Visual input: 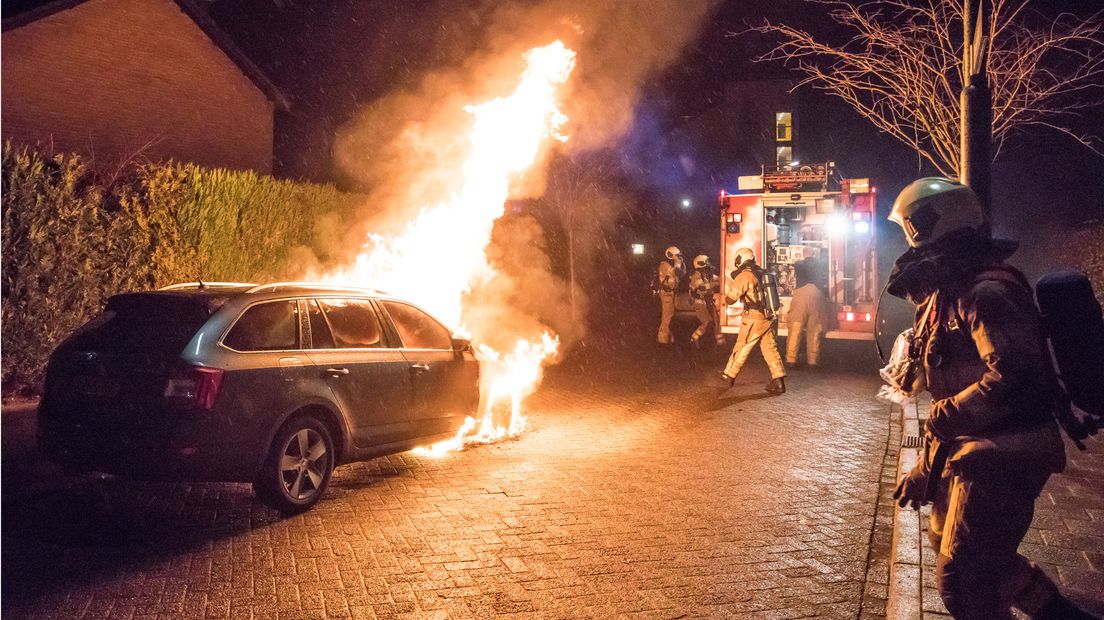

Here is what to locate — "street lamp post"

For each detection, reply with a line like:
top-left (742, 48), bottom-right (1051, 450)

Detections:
top-left (960, 0), bottom-right (992, 221)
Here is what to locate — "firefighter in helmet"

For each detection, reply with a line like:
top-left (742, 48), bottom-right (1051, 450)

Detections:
top-left (888, 178), bottom-right (1091, 619)
top-left (656, 246), bottom-right (684, 344)
top-left (720, 247), bottom-right (786, 394)
top-left (688, 255), bottom-right (724, 348)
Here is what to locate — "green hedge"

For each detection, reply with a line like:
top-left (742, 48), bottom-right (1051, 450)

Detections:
top-left (1, 143), bottom-right (358, 394)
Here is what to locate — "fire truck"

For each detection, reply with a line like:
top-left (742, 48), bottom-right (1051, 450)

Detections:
top-left (718, 162), bottom-right (878, 340)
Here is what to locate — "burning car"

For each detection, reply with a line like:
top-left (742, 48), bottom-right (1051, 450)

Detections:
top-left (38, 281), bottom-right (480, 514)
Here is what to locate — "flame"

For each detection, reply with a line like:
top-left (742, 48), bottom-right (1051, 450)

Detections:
top-left (411, 333), bottom-right (559, 458)
top-left (324, 41), bottom-right (576, 456)
top-left (475, 332), bottom-right (560, 439)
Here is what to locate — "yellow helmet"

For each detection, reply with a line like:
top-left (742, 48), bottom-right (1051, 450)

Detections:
top-left (693, 255), bottom-right (711, 269)
top-left (665, 246), bottom-right (682, 260)
top-left (733, 247), bottom-right (756, 268)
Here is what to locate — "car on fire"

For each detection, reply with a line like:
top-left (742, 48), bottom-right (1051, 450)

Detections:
top-left (38, 282), bottom-right (480, 514)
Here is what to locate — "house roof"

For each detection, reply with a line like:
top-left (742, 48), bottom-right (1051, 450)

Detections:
top-left (2, 0), bottom-right (291, 111)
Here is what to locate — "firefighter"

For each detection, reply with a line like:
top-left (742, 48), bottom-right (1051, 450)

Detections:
top-left (784, 262), bottom-right (829, 368)
top-left (688, 255), bottom-right (724, 348)
top-left (656, 246), bottom-right (684, 344)
top-left (720, 247), bottom-right (786, 394)
top-left (888, 178), bottom-right (1092, 620)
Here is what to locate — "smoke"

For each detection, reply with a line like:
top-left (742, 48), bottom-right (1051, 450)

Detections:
top-left (463, 215), bottom-right (583, 351)
top-left (328, 0), bottom-right (721, 349)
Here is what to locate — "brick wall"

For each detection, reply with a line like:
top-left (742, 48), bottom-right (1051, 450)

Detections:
top-left (2, 0), bottom-right (274, 174)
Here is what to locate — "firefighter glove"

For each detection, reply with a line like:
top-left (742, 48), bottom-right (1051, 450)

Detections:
top-left (893, 461), bottom-right (929, 510)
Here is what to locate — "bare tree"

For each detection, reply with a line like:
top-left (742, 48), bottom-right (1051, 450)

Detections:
top-left (750, 0), bottom-right (1104, 177)
top-left (543, 152), bottom-right (618, 325)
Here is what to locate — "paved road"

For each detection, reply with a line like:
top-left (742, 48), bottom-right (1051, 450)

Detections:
top-left (2, 343), bottom-right (892, 619)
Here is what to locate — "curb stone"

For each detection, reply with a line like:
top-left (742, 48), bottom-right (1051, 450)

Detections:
top-left (886, 395), bottom-right (941, 620)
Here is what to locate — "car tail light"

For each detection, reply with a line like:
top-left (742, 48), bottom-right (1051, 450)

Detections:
top-left (164, 366), bottom-right (224, 411)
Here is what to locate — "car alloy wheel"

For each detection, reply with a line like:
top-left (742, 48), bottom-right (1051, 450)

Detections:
top-left (256, 415), bottom-right (334, 514)
top-left (279, 427), bottom-right (329, 500)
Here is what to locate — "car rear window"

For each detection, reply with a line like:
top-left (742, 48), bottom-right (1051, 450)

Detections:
top-left (224, 300), bottom-right (300, 351)
top-left (72, 293), bottom-right (215, 354)
top-left (380, 301), bottom-right (452, 350)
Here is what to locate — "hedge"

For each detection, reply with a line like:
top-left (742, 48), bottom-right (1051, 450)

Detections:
top-left (1, 143), bottom-right (359, 395)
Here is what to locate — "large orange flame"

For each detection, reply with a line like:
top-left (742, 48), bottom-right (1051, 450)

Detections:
top-left (323, 41), bottom-right (576, 455)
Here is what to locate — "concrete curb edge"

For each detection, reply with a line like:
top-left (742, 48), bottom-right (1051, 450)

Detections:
top-left (886, 399), bottom-right (923, 620)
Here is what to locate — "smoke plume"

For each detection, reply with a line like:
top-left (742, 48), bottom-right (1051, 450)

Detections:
top-left (329, 0), bottom-right (721, 349)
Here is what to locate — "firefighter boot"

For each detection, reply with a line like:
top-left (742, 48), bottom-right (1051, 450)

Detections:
top-left (719, 372), bottom-right (736, 387)
top-left (765, 377), bottom-right (786, 395)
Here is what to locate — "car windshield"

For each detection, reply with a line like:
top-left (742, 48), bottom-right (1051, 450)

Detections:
top-left (69, 293), bottom-right (217, 355)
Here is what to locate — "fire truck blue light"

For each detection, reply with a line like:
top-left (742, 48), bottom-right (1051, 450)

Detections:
top-left (854, 221), bottom-right (871, 234)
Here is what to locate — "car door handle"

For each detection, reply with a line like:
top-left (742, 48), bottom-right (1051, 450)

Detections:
top-left (410, 363), bottom-right (430, 373)
top-left (325, 367), bottom-right (349, 377)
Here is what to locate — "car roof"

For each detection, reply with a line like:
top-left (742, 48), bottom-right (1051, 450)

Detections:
top-left (128, 282), bottom-right (456, 337)
top-left (156, 281), bottom-right (386, 297)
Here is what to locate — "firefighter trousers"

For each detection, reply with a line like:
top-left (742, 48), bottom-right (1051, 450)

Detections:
top-left (657, 291), bottom-right (675, 344)
top-left (691, 300), bottom-right (723, 344)
top-left (929, 474), bottom-right (1060, 619)
top-left (723, 312), bottom-right (786, 379)
top-left (785, 321), bottom-right (823, 366)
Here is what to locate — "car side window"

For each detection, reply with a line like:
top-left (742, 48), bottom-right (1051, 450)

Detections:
top-left (317, 298), bottom-right (384, 348)
top-left (307, 299), bottom-right (336, 349)
top-left (381, 301), bottom-right (452, 350)
top-left (224, 300), bottom-right (299, 351)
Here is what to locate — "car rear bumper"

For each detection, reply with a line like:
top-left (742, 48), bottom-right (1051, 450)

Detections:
top-left (38, 417), bottom-right (257, 483)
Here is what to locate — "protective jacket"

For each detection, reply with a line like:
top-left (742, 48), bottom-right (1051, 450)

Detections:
top-left (887, 231), bottom-right (1065, 484)
top-left (658, 260), bottom-right (683, 292)
top-left (725, 264), bottom-right (766, 312)
top-left (689, 269), bottom-right (719, 301)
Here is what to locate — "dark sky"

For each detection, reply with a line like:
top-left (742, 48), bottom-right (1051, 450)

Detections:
top-left (4, 0), bottom-right (1101, 232)
top-left (199, 0), bottom-right (1103, 232)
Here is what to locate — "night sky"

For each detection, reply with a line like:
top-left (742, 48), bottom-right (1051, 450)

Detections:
top-left (4, 0), bottom-right (1102, 239)
top-left (199, 0), bottom-right (1104, 231)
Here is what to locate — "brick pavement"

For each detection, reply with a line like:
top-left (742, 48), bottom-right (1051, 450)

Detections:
top-left (3, 345), bottom-right (892, 619)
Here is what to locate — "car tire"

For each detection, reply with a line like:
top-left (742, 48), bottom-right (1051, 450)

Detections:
top-left (255, 415), bottom-right (334, 515)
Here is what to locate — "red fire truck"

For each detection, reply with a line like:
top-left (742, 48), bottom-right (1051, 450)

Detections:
top-left (718, 162), bottom-right (878, 340)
